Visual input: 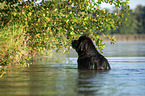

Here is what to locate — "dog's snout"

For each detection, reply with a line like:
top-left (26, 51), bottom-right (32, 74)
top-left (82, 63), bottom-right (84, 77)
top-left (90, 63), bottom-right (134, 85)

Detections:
top-left (71, 40), bottom-right (78, 49)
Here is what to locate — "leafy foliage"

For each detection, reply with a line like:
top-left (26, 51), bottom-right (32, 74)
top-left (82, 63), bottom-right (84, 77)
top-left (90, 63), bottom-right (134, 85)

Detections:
top-left (0, 23), bottom-right (30, 65)
top-left (0, 23), bottom-right (30, 77)
top-left (0, 0), bottom-right (132, 66)
top-left (134, 5), bottom-right (145, 34)
top-left (110, 4), bottom-right (145, 34)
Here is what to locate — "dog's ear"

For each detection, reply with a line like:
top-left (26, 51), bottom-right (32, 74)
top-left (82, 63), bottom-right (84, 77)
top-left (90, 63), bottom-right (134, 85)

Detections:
top-left (79, 40), bottom-right (88, 51)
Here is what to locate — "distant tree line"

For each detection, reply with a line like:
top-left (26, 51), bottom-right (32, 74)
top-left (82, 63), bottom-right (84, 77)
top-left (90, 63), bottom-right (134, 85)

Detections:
top-left (108, 5), bottom-right (145, 34)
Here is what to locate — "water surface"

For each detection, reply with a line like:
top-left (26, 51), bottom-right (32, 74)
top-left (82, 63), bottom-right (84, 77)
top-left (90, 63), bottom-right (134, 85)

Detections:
top-left (0, 42), bottom-right (145, 96)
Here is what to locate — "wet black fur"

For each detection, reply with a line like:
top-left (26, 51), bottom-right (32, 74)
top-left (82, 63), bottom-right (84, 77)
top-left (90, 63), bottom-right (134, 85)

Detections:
top-left (72, 35), bottom-right (111, 70)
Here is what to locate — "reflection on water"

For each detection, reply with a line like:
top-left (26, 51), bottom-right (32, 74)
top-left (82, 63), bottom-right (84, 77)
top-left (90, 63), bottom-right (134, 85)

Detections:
top-left (0, 42), bottom-right (145, 96)
top-left (78, 70), bottom-right (110, 96)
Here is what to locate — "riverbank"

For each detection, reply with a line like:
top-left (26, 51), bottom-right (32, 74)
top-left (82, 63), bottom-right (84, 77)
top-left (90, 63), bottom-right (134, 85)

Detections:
top-left (101, 34), bottom-right (145, 41)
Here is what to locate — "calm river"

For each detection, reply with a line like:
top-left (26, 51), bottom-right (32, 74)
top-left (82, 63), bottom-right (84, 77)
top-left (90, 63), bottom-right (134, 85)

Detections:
top-left (0, 42), bottom-right (145, 96)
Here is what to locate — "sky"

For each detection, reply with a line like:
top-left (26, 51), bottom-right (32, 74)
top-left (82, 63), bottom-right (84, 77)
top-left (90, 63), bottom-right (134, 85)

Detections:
top-left (97, 0), bottom-right (145, 10)
top-left (129, 0), bottom-right (145, 9)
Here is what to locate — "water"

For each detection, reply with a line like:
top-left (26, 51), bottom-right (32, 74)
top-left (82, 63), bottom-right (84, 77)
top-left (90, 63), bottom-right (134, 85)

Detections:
top-left (0, 42), bottom-right (145, 96)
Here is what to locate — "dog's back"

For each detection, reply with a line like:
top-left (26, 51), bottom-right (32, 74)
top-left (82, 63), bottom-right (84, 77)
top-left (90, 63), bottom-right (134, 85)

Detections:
top-left (78, 52), bottom-right (111, 70)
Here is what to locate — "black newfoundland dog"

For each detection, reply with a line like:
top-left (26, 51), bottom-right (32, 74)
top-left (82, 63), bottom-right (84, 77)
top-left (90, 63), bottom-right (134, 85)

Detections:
top-left (72, 35), bottom-right (111, 70)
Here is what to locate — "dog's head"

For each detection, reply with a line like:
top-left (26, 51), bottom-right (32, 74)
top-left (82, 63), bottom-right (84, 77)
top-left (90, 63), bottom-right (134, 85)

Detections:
top-left (72, 35), bottom-right (94, 54)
